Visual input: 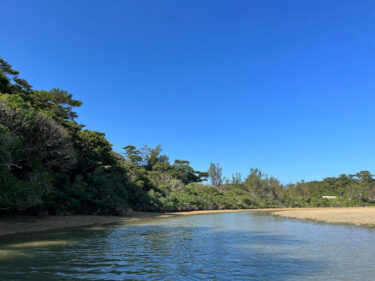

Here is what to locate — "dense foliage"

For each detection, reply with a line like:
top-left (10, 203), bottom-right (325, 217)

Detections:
top-left (1, 57), bottom-right (374, 215)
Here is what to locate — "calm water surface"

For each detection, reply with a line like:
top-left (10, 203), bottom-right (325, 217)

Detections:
top-left (0, 212), bottom-right (375, 280)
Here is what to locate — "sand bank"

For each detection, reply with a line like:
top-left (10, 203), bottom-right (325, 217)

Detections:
top-left (272, 207), bottom-right (375, 227)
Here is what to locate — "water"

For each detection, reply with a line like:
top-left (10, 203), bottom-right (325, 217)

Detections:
top-left (0, 212), bottom-right (374, 280)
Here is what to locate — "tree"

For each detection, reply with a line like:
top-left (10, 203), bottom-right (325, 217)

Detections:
top-left (170, 160), bottom-right (208, 185)
top-left (0, 56), bottom-right (32, 94)
top-left (142, 145), bottom-right (169, 170)
top-left (74, 130), bottom-right (115, 172)
top-left (354, 171), bottom-right (374, 183)
top-left (244, 168), bottom-right (282, 199)
top-left (231, 172), bottom-right (242, 185)
top-left (123, 145), bottom-right (143, 165)
top-left (208, 163), bottom-right (223, 186)
top-left (0, 100), bottom-right (76, 171)
top-left (30, 88), bottom-right (82, 122)
top-left (0, 124), bottom-right (19, 170)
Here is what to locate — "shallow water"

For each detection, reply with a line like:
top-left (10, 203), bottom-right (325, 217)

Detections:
top-left (0, 212), bottom-right (374, 280)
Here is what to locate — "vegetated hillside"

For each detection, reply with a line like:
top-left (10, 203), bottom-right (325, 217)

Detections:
top-left (1, 57), bottom-right (374, 215)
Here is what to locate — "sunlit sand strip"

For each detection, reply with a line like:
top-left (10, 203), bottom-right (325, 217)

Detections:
top-left (0, 249), bottom-right (31, 260)
top-left (8, 240), bottom-right (72, 248)
top-left (272, 207), bottom-right (375, 227)
top-left (0, 215), bottom-right (126, 237)
top-left (0, 240), bottom-right (73, 261)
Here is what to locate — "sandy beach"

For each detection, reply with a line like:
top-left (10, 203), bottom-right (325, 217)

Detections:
top-left (272, 207), bottom-right (375, 227)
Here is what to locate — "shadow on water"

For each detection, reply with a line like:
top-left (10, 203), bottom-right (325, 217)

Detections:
top-left (0, 217), bottom-right (328, 281)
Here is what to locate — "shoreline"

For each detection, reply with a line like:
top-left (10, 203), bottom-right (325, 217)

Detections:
top-left (0, 209), bottom-right (282, 237)
top-left (272, 207), bottom-right (375, 227)
top-left (2, 207), bottom-right (375, 237)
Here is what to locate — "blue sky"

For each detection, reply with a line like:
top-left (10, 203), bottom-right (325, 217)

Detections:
top-left (2, 0), bottom-right (375, 183)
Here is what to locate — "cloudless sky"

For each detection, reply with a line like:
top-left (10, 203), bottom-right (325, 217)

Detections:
top-left (2, 0), bottom-right (375, 183)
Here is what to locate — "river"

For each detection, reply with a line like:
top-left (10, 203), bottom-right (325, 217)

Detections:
top-left (1, 212), bottom-right (374, 280)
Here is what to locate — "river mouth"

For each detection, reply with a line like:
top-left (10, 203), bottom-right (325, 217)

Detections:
top-left (0, 212), bottom-right (374, 280)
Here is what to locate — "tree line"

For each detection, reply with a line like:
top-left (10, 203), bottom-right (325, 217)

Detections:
top-left (0, 57), bottom-right (374, 215)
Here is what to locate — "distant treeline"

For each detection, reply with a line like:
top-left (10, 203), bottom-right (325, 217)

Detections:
top-left (1, 57), bottom-right (374, 215)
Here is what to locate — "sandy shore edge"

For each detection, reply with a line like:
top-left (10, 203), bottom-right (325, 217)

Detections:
top-left (272, 207), bottom-right (375, 227)
top-left (2, 207), bottom-right (375, 237)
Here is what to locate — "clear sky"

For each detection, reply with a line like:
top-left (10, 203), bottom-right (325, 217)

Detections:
top-left (2, 0), bottom-right (375, 183)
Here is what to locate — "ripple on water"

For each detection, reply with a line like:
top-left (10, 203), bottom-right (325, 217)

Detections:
top-left (0, 212), bottom-right (374, 280)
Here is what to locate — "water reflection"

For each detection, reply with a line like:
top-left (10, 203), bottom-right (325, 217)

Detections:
top-left (0, 212), bottom-right (374, 280)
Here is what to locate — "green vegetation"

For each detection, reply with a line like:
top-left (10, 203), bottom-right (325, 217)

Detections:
top-left (1, 57), bottom-right (374, 215)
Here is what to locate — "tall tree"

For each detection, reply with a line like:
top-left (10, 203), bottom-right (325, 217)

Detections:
top-left (142, 145), bottom-right (169, 170)
top-left (123, 145), bottom-right (143, 165)
top-left (0, 57), bottom-right (31, 94)
top-left (208, 163), bottom-right (223, 186)
top-left (231, 172), bottom-right (242, 185)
